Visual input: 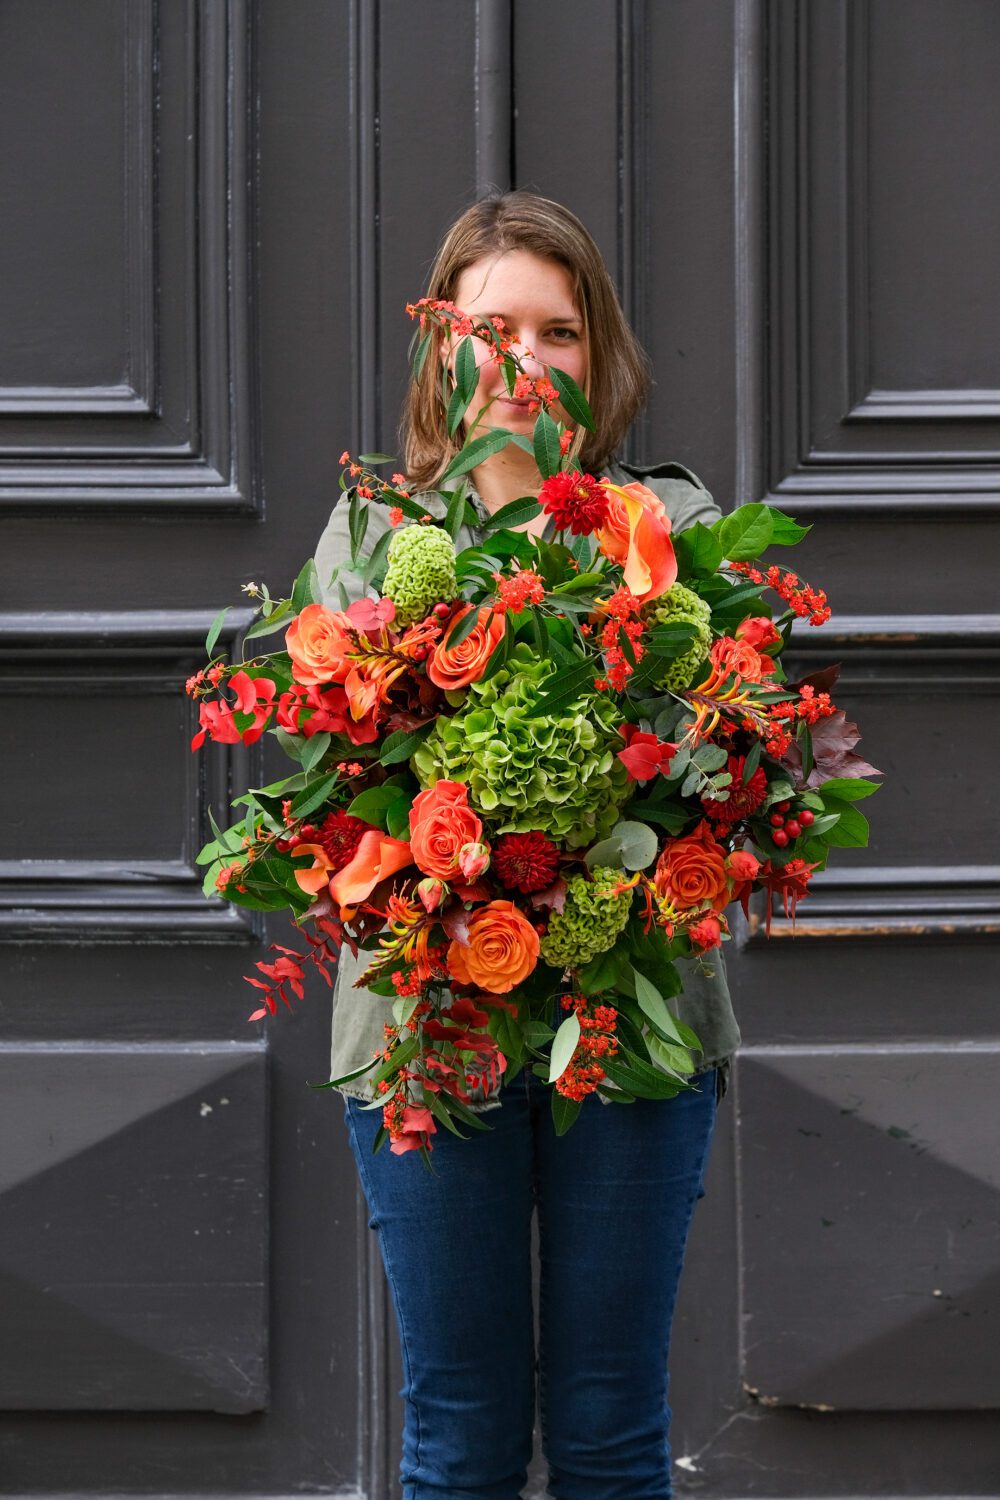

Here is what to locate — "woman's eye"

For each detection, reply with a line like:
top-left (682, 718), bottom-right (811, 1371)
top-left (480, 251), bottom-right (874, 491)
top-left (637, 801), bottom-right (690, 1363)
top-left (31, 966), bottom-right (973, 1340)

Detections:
top-left (548, 328), bottom-right (577, 341)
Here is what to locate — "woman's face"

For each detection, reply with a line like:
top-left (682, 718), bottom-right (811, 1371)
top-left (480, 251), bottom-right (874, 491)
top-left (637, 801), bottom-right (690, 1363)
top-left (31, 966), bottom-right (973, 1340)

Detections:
top-left (439, 249), bottom-right (589, 436)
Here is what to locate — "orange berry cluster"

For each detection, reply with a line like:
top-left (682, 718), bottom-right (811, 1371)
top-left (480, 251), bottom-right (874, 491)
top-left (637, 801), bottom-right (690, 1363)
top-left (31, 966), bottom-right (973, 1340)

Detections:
top-left (554, 993), bottom-right (621, 1101)
top-left (730, 561), bottom-right (831, 625)
top-left (492, 567), bottom-right (546, 614)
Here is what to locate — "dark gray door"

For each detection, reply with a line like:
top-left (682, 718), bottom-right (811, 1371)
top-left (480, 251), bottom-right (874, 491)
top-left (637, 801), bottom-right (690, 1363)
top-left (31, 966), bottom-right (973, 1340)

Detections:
top-left (2, 3), bottom-right (996, 1497)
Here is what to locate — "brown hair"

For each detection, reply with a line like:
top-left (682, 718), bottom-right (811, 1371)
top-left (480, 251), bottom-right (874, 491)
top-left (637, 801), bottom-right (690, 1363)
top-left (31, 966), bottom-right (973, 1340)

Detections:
top-left (400, 191), bottom-right (653, 490)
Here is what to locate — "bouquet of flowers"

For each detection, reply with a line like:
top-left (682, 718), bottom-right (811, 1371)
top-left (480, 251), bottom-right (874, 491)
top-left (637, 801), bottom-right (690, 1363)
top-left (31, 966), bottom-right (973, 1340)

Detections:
top-left (188, 296), bottom-right (882, 1165)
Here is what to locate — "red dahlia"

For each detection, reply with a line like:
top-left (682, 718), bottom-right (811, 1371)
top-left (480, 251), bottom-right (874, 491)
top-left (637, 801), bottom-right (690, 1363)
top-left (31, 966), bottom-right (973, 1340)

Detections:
top-left (700, 753), bottom-right (768, 825)
top-left (492, 831), bottom-right (561, 892)
top-left (315, 810), bottom-right (371, 872)
top-left (537, 470), bottom-right (610, 536)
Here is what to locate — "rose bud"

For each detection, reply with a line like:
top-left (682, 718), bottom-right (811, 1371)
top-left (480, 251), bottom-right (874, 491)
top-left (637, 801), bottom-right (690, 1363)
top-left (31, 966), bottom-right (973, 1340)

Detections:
top-left (416, 876), bottom-right (448, 914)
top-left (458, 840), bottom-right (491, 883)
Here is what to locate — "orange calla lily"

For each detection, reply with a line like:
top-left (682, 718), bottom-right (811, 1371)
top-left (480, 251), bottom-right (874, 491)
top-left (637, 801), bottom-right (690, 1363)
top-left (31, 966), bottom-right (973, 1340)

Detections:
top-left (330, 829), bottom-right (415, 919)
top-left (596, 481), bottom-right (678, 602)
top-left (291, 829), bottom-right (415, 920)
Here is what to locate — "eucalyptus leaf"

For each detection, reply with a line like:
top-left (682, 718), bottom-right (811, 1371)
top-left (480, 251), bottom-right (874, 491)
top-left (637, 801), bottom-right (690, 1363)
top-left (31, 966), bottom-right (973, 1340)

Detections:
top-left (584, 820), bottom-right (658, 872)
top-left (548, 1011), bottom-right (581, 1083)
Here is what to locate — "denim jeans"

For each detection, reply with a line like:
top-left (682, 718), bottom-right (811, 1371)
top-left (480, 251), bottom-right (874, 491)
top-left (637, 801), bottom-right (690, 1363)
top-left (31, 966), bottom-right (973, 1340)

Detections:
top-left (342, 1052), bottom-right (720, 1500)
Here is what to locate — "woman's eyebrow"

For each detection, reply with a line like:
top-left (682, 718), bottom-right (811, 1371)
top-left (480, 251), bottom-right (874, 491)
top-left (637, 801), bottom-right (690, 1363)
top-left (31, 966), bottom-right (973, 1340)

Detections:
top-left (478, 310), bottom-right (582, 325)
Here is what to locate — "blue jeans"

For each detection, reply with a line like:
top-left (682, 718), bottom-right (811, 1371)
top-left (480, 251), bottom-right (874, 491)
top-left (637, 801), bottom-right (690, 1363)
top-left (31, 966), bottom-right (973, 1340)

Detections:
top-left (343, 1056), bottom-right (720, 1500)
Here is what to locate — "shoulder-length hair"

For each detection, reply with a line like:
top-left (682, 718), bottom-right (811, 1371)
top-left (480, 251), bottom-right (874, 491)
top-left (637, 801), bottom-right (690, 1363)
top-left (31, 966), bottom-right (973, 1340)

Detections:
top-left (400, 191), bottom-right (653, 491)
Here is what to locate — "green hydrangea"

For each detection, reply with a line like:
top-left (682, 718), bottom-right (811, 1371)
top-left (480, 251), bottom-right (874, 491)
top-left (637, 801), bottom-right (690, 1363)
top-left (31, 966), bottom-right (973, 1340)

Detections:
top-left (410, 642), bottom-right (631, 849)
top-left (382, 523), bottom-right (457, 627)
top-left (539, 866), bottom-right (635, 970)
top-left (643, 581), bottom-right (713, 691)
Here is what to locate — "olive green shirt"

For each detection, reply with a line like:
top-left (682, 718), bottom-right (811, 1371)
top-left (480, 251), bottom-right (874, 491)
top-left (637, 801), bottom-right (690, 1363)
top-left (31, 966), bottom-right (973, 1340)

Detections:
top-left (312, 457), bottom-right (741, 1109)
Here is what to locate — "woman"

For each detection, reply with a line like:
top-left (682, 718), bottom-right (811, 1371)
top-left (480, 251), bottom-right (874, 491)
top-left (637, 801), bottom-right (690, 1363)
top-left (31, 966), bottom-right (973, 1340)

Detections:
top-left (313, 191), bottom-right (741, 1499)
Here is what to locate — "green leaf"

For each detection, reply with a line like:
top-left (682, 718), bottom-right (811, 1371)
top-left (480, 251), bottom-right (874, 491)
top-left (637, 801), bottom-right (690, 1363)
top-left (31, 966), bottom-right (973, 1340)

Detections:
top-left (385, 796), bottom-right (411, 840)
top-left (551, 1090), bottom-right (582, 1136)
top-left (423, 1088), bottom-right (472, 1138)
top-left (575, 944), bottom-right (627, 996)
top-left (645, 1032), bottom-right (697, 1078)
top-left (478, 619), bottom-right (511, 682)
top-left (533, 409), bottom-right (562, 478)
top-left (244, 599), bottom-right (296, 641)
top-left (598, 1050), bottom-right (687, 1100)
top-left (455, 334), bottom-right (478, 405)
top-left (548, 364), bottom-right (595, 431)
top-left (440, 429), bottom-right (517, 483)
top-left (380, 724), bottom-right (434, 765)
top-left (816, 776), bottom-right (882, 802)
top-left (673, 522), bottom-right (724, 579)
top-left (552, 570), bottom-right (604, 594)
top-left (300, 732), bottom-right (331, 775)
top-left (275, 726), bottom-right (305, 762)
top-left (309, 1056), bottom-right (381, 1090)
top-left (347, 783), bottom-right (407, 829)
top-left (347, 493), bottom-right (368, 565)
top-left (290, 768), bottom-right (340, 819)
top-left (548, 1011), bottom-right (581, 1083)
top-left (742, 738), bottom-right (763, 782)
top-left (522, 659), bottom-right (596, 719)
top-left (444, 477), bottom-right (472, 540)
top-left (412, 330), bottom-right (432, 380)
top-left (632, 966), bottom-right (686, 1044)
top-left (798, 721), bottom-right (814, 780)
top-left (480, 496), bottom-right (544, 534)
top-left (765, 507), bottom-right (812, 545)
top-left (290, 555), bottom-right (322, 610)
top-left (444, 602), bottom-right (488, 651)
top-left (715, 503), bottom-right (775, 561)
top-left (628, 801), bottom-right (690, 833)
top-left (362, 526), bottom-right (395, 588)
top-left (531, 608), bottom-right (550, 660)
top-left (205, 605), bottom-right (231, 658)
top-left (819, 796), bottom-right (870, 847)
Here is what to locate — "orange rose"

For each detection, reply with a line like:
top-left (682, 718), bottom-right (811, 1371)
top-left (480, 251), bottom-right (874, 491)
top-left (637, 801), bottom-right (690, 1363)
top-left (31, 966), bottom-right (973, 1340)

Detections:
top-left (447, 900), bottom-right (540, 993)
top-left (285, 603), bottom-right (358, 687)
top-left (426, 604), bottom-right (507, 691)
top-left (709, 635), bottom-right (775, 682)
top-left (409, 780), bottom-right (484, 880)
top-left (654, 820), bottom-right (730, 913)
top-left (595, 480), bottom-right (678, 602)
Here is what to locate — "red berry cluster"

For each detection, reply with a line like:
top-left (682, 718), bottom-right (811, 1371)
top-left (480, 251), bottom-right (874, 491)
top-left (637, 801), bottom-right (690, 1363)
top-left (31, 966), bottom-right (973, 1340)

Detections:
top-left (766, 799), bottom-right (816, 848)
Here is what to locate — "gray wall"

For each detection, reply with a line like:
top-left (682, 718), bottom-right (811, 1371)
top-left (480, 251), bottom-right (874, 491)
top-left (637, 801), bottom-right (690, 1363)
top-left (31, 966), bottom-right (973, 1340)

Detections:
top-left (2, 2), bottom-right (997, 1496)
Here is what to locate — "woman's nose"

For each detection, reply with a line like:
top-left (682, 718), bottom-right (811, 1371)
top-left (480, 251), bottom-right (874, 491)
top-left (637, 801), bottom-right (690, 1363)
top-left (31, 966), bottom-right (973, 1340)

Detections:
top-left (510, 340), bottom-right (545, 376)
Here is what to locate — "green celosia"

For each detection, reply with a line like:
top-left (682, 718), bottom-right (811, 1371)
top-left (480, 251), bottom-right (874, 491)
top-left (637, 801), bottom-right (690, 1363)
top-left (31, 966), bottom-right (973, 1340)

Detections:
top-left (538, 866), bottom-right (635, 970)
top-left (410, 642), bottom-right (631, 849)
top-left (643, 581), bottom-right (713, 691)
top-left (382, 523), bottom-right (458, 627)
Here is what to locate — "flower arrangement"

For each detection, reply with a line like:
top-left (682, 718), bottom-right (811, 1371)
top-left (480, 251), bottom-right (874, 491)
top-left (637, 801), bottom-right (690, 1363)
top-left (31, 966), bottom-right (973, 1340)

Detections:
top-left (187, 296), bottom-right (882, 1165)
